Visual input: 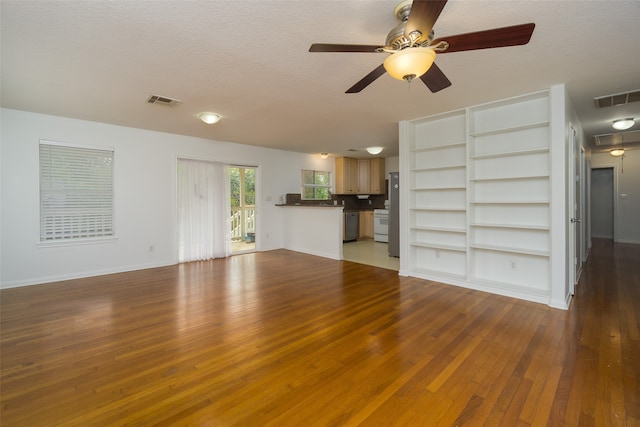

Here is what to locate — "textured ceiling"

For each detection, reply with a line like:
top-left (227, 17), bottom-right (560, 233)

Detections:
top-left (2, 0), bottom-right (640, 158)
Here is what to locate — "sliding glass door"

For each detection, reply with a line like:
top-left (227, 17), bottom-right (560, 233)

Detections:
top-left (177, 161), bottom-right (257, 261)
top-left (177, 159), bottom-right (230, 262)
top-left (229, 166), bottom-right (256, 254)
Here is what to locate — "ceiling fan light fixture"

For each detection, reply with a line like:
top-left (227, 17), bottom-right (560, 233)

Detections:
top-left (366, 146), bottom-right (384, 155)
top-left (612, 118), bottom-right (635, 130)
top-left (383, 47), bottom-right (436, 82)
top-left (610, 148), bottom-right (625, 157)
top-left (198, 112), bottom-right (221, 124)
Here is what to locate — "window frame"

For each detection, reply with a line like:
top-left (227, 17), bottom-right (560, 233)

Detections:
top-left (38, 140), bottom-right (116, 246)
top-left (301, 169), bottom-right (331, 200)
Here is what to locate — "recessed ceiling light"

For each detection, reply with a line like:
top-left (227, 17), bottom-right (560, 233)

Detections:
top-left (198, 112), bottom-right (221, 124)
top-left (612, 118), bottom-right (634, 130)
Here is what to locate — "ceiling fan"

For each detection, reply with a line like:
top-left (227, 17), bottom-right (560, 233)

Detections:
top-left (309, 0), bottom-right (535, 94)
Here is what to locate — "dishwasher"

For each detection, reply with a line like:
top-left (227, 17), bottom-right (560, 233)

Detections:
top-left (343, 211), bottom-right (359, 242)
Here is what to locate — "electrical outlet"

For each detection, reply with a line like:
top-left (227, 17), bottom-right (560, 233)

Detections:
top-left (511, 261), bottom-right (517, 269)
top-left (149, 245), bottom-right (154, 252)
top-left (435, 250), bottom-right (440, 258)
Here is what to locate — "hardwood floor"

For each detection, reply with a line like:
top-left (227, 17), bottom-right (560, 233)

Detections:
top-left (1, 239), bottom-right (638, 426)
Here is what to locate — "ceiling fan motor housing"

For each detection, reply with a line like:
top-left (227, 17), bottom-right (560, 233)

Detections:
top-left (386, 0), bottom-right (434, 50)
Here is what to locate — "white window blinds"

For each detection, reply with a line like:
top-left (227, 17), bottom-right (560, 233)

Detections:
top-left (39, 142), bottom-right (115, 242)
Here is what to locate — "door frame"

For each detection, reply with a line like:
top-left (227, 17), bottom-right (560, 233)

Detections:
top-left (567, 125), bottom-right (577, 294)
top-left (590, 165), bottom-right (618, 241)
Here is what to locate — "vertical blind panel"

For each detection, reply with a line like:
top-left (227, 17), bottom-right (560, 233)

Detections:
top-left (40, 143), bottom-right (114, 241)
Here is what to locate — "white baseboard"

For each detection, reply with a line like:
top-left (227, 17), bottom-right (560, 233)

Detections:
top-left (1, 260), bottom-right (177, 289)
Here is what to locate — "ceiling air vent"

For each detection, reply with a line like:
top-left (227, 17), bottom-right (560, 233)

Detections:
top-left (594, 130), bottom-right (640, 146)
top-left (593, 89), bottom-right (640, 108)
top-left (146, 95), bottom-right (182, 107)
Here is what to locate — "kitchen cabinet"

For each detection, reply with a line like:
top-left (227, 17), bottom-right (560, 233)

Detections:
top-left (335, 157), bottom-right (358, 194)
top-left (359, 210), bottom-right (374, 239)
top-left (335, 157), bottom-right (385, 195)
top-left (369, 158), bottom-right (385, 194)
top-left (357, 159), bottom-right (370, 193)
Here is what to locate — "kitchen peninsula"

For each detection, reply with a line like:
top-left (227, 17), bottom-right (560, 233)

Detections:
top-left (277, 193), bottom-right (386, 261)
top-left (278, 204), bottom-right (344, 260)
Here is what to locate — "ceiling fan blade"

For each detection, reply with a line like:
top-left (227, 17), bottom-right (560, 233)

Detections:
top-left (346, 64), bottom-right (387, 93)
top-left (309, 43), bottom-right (381, 53)
top-left (404, 0), bottom-right (448, 42)
top-left (419, 63), bottom-right (451, 93)
top-left (433, 23), bottom-right (535, 53)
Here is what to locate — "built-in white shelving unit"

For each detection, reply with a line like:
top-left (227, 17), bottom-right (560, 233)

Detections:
top-left (404, 90), bottom-right (553, 303)
top-left (468, 92), bottom-right (550, 294)
top-left (407, 111), bottom-right (467, 280)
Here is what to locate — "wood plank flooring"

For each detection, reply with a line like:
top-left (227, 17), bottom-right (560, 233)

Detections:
top-left (1, 238), bottom-right (638, 426)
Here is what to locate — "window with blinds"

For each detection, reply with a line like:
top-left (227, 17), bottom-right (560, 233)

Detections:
top-left (39, 141), bottom-right (115, 242)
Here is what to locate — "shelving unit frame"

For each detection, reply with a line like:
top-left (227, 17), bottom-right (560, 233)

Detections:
top-left (403, 90), bottom-right (555, 303)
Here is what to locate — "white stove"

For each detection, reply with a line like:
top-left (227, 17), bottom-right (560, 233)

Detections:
top-left (373, 209), bottom-right (389, 243)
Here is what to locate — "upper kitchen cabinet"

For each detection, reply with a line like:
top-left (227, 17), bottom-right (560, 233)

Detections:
top-left (335, 157), bottom-right (385, 195)
top-left (335, 157), bottom-right (358, 194)
top-left (369, 158), bottom-right (385, 194)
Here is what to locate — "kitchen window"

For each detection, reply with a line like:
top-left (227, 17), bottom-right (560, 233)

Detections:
top-left (39, 140), bottom-right (115, 243)
top-left (301, 169), bottom-right (331, 200)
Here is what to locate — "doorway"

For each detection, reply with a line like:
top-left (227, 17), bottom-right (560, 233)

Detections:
top-left (230, 166), bottom-right (256, 254)
top-left (591, 167), bottom-right (614, 239)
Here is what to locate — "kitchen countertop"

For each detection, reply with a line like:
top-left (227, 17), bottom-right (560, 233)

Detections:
top-left (275, 203), bottom-right (343, 208)
top-left (276, 204), bottom-right (375, 211)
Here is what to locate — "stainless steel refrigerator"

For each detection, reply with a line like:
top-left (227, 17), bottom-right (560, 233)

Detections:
top-left (388, 172), bottom-right (400, 257)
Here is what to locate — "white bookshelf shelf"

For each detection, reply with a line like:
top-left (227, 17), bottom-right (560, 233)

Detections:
top-left (469, 148), bottom-right (549, 160)
top-left (470, 223), bottom-right (549, 231)
top-left (469, 121), bottom-right (549, 138)
top-left (412, 267), bottom-right (467, 281)
top-left (469, 174), bottom-right (549, 182)
top-left (411, 226), bottom-right (466, 233)
top-left (410, 186), bottom-right (466, 191)
top-left (410, 164), bottom-right (466, 172)
top-left (410, 142), bottom-right (466, 152)
top-left (470, 200), bottom-right (549, 205)
top-left (470, 244), bottom-right (549, 257)
top-left (410, 242), bottom-right (467, 252)
top-left (411, 207), bottom-right (466, 212)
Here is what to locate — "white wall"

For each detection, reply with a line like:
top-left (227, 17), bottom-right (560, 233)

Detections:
top-left (1, 108), bottom-right (333, 288)
top-left (282, 206), bottom-right (343, 260)
top-left (385, 156), bottom-right (399, 174)
top-left (591, 149), bottom-right (640, 244)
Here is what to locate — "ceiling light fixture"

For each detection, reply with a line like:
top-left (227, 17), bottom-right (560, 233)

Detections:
top-left (320, 153), bottom-right (329, 159)
top-left (198, 112), bottom-right (221, 124)
top-left (366, 147), bottom-right (384, 155)
top-left (612, 118), bottom-right (635, 130)
top-left (610, 148), bottom-right (625, 157)
top-left (383, 47), bottom-right (436, 82)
